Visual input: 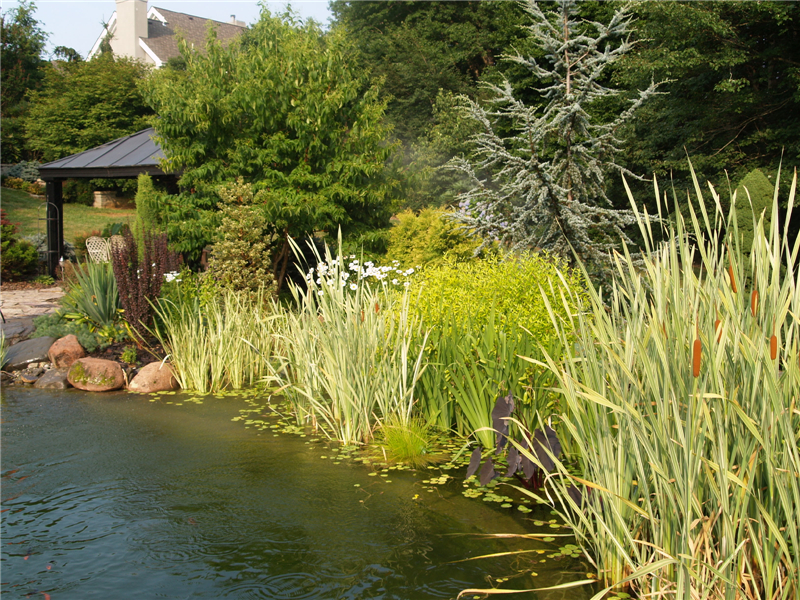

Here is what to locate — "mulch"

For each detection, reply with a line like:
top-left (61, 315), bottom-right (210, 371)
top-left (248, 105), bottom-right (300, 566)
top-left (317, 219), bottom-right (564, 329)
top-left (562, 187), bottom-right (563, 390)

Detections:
top-left (91, 334), bottom-right (168, 365)
top-left (1, 281), bottom-right (65, 291)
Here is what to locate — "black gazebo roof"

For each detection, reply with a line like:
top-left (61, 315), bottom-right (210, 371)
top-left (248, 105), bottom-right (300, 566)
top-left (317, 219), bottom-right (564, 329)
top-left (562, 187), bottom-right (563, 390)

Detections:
top-left (38, 128), bottom-right (173, 180)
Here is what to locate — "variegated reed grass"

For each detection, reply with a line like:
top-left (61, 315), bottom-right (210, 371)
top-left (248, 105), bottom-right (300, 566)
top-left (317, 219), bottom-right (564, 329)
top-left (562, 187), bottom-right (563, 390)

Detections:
top-left (276, 238), bottom-right (427, 446)
top-left (520, 166), bottom-right (799, 599)
top-left (151, 286), bottom-right (280, 394)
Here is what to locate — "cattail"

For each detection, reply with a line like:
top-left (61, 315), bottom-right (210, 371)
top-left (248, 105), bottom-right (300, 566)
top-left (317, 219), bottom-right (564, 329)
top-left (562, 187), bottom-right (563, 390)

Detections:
top-left (360, 310), bottom-right (365, 323)
top-left (714, 319), bottom-right (722, 343)
top-left (728, 265), bottom-right (737, 293)
top-left (692, 338), bottom-right (702, 377)
top-left (374, 302), bottom-right (380, 314)
top-left (770, 335), bottom-right (778, 360)
top-left (751, 290), bottom-right (759, 317)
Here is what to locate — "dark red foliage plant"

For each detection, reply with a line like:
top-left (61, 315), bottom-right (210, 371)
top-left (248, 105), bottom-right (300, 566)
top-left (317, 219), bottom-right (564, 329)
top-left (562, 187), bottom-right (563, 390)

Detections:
top-left (111, 229), bottom-right (180, 339)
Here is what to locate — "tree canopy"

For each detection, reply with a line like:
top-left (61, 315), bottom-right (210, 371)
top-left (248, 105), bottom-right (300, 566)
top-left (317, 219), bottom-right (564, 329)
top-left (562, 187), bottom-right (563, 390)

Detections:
top-left (25, 53), bottom-right (152, 161)
top-left (330, 0), bottom-right (530, 141)
top-left (144, 11), bottom-right (398, 286)
top-left (615, 1), bottom-right (800, 190)
top-left (1, 0), bottom-right (47, 162)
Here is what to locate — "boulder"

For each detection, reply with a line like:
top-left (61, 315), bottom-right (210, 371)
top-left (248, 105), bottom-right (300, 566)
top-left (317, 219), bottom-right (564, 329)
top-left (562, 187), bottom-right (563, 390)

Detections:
top-left (67, 358), bottom-right (125, 392)
top-left (128, 361), bottom-right (179, 393)
top-left (3, 336), bottom-right (56, 371)
top-left (48, 334), bottom-right (86, 368)
top-left (0, 317), bottom-right (35, 347)
top-left (34, 368), bottom-right (71, 390)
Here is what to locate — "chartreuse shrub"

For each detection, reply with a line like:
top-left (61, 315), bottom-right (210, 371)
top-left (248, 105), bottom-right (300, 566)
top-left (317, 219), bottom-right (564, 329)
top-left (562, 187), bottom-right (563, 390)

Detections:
top-left (386, 208), bottom-right (483, 268)
top-left (520, 167), bottom-right (799, 599)
top-left (277, 237), bottom-right (427, 446)
top-left (409, 253), bottom-right (585, 442)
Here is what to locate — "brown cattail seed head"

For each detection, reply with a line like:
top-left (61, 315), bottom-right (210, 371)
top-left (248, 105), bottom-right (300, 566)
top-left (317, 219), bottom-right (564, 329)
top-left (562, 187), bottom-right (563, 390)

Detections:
top-left (374, 302), bottom-right (380, 314)
top-left (728, 265), bottom-right (737, 293)
top-left (751, 290), bottom-right (759, 317)
top-left (692, 339), bottom-right (702, 378)
top-left (715, 319), bottom-right (722, 343)
top-left (770, 335), bottom-right (778, 361)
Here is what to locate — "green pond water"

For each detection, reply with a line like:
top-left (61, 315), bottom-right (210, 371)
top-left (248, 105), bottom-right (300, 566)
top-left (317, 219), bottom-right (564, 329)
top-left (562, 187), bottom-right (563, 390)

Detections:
top-left (1, 388), bottom-right (594, 599)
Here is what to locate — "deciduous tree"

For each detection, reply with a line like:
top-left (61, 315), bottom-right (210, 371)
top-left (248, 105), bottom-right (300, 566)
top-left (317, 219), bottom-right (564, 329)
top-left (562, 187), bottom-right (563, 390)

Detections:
top-left (144, 10), bottom-right (398, 288)
top-left (1, 0), bottom-right (47, 162)
top-left (25, 53), bottom-right (152, 161)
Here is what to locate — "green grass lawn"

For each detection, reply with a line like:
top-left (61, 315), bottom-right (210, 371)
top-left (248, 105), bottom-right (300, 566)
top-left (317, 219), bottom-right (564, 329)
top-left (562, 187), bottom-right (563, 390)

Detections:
top-left (2, 187), bottom-right (136, 244)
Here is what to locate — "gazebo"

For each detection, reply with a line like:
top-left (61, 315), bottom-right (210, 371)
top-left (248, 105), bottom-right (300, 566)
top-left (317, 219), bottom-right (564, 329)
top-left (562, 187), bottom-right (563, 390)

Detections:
top-left (38, 128), bottom-right (176, 276)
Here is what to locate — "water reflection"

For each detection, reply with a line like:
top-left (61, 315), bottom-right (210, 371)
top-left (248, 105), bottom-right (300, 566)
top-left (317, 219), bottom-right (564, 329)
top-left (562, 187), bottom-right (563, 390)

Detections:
top-left (1, 389), bottom-right (592, 599)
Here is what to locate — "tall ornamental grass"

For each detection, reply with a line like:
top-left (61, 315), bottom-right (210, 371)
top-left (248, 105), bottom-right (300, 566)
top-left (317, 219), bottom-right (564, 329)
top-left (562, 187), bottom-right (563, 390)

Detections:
top-left (527, 167), bottom-right (799, 599)
top-left (151, 285), bottom-right (280, 394)
top-left (278, 239), bottom-right (427, 446)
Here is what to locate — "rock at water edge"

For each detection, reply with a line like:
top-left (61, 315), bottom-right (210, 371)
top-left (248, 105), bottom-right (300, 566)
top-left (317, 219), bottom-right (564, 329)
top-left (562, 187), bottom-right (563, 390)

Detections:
top-left (128, 361), bottom-right (179, 393)
top-left (48, 334), bottom-right (86, 368)
top-left (34, 368), bottom-right (71, 390)
top-left (4, 337), bottom-right (56, 371)
top-left (67, 358), bottom-right (125, 392)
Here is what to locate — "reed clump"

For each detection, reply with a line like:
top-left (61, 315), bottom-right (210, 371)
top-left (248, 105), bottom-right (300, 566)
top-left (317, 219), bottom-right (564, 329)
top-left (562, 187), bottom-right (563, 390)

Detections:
top-left (528, 166), bottom-right (800, 598)
top-left (276, 237), bottom-right (427, 446)
top-left (151, 284), bottom-right (280, 394)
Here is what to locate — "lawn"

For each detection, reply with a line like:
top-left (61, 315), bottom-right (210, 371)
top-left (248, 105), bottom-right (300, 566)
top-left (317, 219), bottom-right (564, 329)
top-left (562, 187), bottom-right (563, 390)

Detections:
top-left (2, 187), bottom-right (136, 244)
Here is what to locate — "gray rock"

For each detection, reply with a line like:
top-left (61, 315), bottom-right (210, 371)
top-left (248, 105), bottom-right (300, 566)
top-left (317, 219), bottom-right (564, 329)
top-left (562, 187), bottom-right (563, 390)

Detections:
top-left (0, 317), bottom-right (35, 347)
top-left (34, 368), bottom-right (71, 390)
top-left (3, 337), bottom-right (56, 371)
top-left (19, 369), bottom-right (43, 384)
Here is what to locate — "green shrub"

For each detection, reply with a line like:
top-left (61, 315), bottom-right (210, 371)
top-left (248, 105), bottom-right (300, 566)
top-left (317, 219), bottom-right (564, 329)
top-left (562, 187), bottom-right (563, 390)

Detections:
top-left (1, 210), bottom-right (38, 281)
top-left (386, 208), bottom-right (483, 268)
top-left (62, 179), bottom-right (94, 205)
top-left (1, 161), bottom-right (40, 182)
top-left (207, 179), bottom-right (276, 294)
top-left (734, 167), bottom-right (773, 256)
top-left (134, 174), bottom-right (165, 237)
top-left (31, 312), bottom-right (103, 352)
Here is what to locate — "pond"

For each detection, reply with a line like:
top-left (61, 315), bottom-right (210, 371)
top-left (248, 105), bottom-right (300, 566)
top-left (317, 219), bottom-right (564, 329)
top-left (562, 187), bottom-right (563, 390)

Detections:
top-left (2, 388), bottom-right (593, 599)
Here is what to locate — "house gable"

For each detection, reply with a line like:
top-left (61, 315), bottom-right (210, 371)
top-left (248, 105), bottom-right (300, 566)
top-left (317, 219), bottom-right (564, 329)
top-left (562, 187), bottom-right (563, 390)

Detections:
top-left (88, 3), bottom-right (246, 66)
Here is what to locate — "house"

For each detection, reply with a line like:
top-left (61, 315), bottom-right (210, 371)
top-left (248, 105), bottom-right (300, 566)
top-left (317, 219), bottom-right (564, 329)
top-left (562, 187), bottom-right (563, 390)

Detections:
top-left (87, 0), bottom-right (246, 67)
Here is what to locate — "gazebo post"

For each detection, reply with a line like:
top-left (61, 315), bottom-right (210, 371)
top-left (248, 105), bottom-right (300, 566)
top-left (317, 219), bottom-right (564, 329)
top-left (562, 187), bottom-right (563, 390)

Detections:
top-left (45, 179), bottom-right (64, 278)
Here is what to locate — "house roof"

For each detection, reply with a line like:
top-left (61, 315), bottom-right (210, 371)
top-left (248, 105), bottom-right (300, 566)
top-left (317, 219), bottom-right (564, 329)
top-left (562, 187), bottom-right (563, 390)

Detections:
top-left (88, 6), bottom-right (246, 65)
top-left (38, 128), bottom-right (174, 179)
top-left (142, 8), bottom-right (245, 65)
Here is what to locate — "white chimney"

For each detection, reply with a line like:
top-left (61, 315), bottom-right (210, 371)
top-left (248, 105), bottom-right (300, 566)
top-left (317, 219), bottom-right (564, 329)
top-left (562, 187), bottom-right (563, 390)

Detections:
top-left (111, 0), bottom-right (148, 61)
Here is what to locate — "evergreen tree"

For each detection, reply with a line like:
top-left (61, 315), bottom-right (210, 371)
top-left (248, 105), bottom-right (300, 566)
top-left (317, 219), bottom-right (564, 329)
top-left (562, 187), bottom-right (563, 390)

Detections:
top-left (449, 0), bottom-right (659, 273)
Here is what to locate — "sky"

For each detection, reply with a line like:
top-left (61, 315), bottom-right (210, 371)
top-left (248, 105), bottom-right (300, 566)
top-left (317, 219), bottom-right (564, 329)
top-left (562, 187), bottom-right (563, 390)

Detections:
top-left (1, 0), bottom-right (334, 58)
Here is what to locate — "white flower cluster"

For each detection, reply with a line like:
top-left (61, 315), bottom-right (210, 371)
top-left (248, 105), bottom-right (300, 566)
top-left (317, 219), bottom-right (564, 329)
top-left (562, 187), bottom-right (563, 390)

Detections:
top-left (164, 271), bottom-right (181, 283)
top-left (305, 255), bottom-right (419, 292)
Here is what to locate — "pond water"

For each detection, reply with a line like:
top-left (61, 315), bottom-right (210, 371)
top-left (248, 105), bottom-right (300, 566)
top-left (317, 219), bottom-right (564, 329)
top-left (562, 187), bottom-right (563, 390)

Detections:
top-left (2, 388), bottom-right (593, 599)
